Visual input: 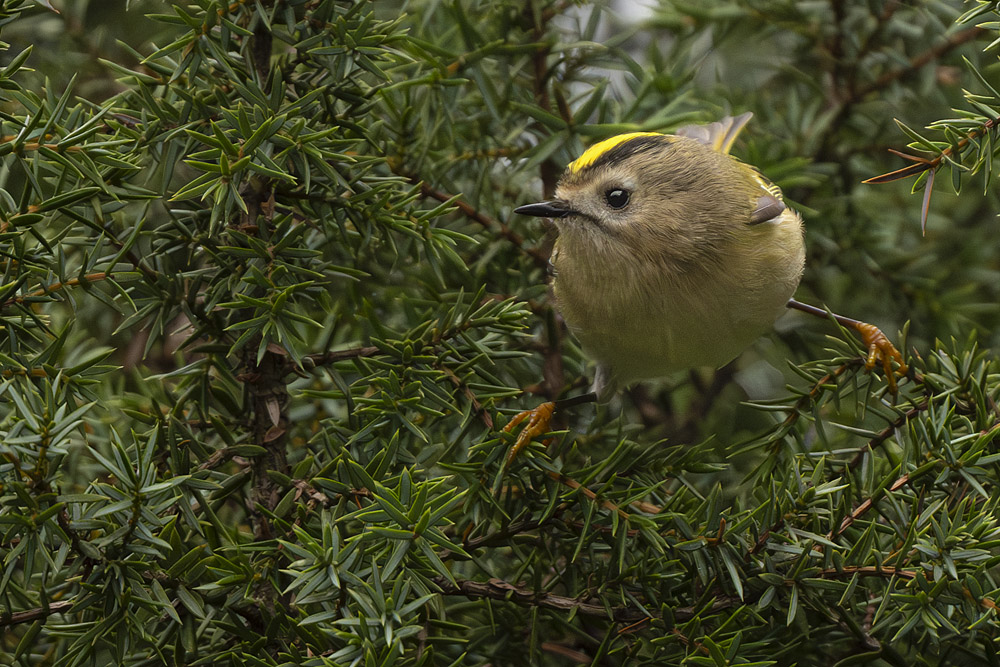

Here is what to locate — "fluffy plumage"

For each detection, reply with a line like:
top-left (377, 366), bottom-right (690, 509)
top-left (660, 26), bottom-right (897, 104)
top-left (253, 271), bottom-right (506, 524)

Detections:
top-left (526, 114), bottom-right (805, 399)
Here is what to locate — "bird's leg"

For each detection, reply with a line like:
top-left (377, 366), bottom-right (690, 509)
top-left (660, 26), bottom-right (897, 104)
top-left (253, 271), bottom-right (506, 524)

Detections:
top-left (503, 392), bottom-right (598, 466)
top-left (786, 298), bottom-right (908, 391)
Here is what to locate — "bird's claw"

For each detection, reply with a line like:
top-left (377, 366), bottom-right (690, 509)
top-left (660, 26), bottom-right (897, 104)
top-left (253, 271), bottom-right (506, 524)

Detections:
top-left (854, 321), bottom-right (908, 392)
top-left (502, 401), bottom-right (555, 466)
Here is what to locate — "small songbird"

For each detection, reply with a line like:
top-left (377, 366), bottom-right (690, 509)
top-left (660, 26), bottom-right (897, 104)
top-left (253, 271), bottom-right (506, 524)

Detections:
top-left (516, 113), bottom-right (803, 399)
top-left (507, 114), bottom-right (905, 453)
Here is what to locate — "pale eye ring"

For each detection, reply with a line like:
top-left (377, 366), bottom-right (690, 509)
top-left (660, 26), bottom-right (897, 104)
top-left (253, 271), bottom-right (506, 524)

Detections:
top-left (604, 188), bottom-right (630, 209)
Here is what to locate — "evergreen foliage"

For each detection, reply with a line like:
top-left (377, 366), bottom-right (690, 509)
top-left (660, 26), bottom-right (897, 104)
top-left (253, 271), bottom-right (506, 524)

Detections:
top-left (3, 0), bottom-right (1000, 664)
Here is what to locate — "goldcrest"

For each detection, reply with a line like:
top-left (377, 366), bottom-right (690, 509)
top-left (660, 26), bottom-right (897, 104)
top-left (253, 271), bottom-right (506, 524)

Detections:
top-left (515, 114), bottom-right (805, 399)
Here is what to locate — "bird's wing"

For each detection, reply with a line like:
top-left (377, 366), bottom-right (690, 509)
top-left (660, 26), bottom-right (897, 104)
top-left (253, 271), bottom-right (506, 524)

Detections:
top-left (675, 112), bottom-right (754, 155)
top-left (750, 193), bottom-right (787, 225)
top-left (676, 113), bottom-right (788, 225)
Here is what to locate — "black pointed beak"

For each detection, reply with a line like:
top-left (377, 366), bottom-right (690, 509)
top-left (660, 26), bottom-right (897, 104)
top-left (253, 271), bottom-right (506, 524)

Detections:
top-left (514, 200), bottom-right (572, 218)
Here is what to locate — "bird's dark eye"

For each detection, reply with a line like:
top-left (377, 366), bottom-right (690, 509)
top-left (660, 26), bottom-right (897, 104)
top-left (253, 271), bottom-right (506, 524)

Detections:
top-left (604, 188), bottom-right (630, 209)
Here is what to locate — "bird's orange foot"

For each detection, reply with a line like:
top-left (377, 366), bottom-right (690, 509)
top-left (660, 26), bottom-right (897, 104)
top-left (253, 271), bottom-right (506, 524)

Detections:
top-left (853, 322), bottom-right (908, 392)
top-left (502, 401), bottom-right (555, 467)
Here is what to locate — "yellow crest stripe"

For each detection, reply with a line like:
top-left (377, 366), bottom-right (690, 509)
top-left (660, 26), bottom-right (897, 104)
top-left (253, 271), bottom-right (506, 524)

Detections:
top-left (568, 132), bottom-right (663, 173)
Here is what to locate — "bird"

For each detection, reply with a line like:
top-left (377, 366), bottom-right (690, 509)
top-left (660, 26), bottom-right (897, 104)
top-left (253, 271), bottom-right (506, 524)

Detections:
top-left (505, 113), bottom-right (906, 458)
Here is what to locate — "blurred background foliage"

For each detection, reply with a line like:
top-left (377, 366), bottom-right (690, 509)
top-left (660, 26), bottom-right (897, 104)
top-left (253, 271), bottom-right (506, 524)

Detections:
top-left (4, 0), bottom-right (1000, 664)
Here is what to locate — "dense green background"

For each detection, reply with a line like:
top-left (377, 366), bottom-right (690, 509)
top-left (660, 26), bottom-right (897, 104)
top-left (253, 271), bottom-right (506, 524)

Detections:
top-left (3, 0), bottom-right (1000, 664)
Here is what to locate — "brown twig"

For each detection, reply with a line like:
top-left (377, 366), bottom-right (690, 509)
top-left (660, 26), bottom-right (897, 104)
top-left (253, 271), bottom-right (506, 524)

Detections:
top-left (818, 565), bottom-right (915, 581)
top-left (751, 391), bottom-right (930, 557)
top-left (302, 346), bottom-right (379, 369)
top-left (541, 642), bottom-right (590, 663)
top-left (291, 479), bottom-right (372, 507)
top-left (775, 360), bottom-right (860, 443)
top-left (439, 365), bottom-right (493, 429)
top-left (462, 516), bottom-right (554, 551)
top-left (0, 600), bottom-right (74, 627)
top-left (800, 18), bottom-right (985, 211)
top-left (864, 116), bottom-right (999, 185)
top-left (861, 25), bottom-right (992, 187)
top-left (833, 420), bottom-right (1000, 541)
top-left (0, 135), bottom-right (86, 154)
top-left (433, 576), bottom-right (739, 623)
top-left (852, 26), bottom-right (984, 106)
top-left (1, 272), bottom-right (110, 308)
top-left (546, 470), bottom-right (630, 521)
top-left (1, 367), bottom-right (49, 378)
top-left (416, 182), bottom-right (549, 269)
top-left (671, 627), bottom-right (710, 656)
top-left (829, 472), bottom-right (913, 539)
top-left (748, 361), bottom-right (858, 557)
top-left (237, 176), bottom-right (291, 548)
top-left (749, 514), bottom-right (788, 559)
top-left (521, 6), bottom-right (567, 403)
top-left (196, 447), bottom-right (247, 471)
top-left (847, 399), bottom-right (929, 470)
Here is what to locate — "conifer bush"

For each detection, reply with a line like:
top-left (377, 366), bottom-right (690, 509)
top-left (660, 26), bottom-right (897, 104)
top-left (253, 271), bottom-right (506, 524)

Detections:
top-left (4, 0), bottom-right (1000, 664)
